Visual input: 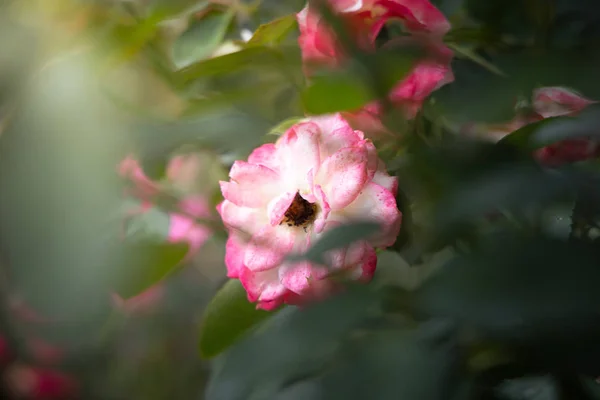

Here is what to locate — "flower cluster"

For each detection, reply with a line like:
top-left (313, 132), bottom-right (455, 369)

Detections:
top-left (218, 114), bottom-right (401, 309)
top-left (297, 0), bottom-right (454, 134)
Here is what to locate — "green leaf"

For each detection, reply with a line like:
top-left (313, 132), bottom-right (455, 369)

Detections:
top-left (172, 9), bottom-right (235, 69)
top-left (415, 233), bottom-right (600, 346)
top-left (317, 324), bottom-right (463, 400)
top-left (199, 279), bottom-right (275, 359)
top-left (247, 14), bottom-right (298, 47)
top-left (447, 43), bottom-right (506, 76)
top-left (114, 241), bottom-right (189, 299)
top-left (302, 68), bottom-right (374, 114)
top-left (177, 45), bottom-right (297, 84)
top-left (302, 46), bottom-right (418, 114)
top-left (287, 221), bottom-right (381, 264)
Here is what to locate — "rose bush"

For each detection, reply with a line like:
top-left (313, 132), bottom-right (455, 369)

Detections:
top-left (297, 0), bottom-right (454, 134)
top-left (218, 113), bottom-right (401, 310)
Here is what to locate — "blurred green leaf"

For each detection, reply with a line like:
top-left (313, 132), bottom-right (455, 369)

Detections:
top-left (248, 14), bottom-right (298, 47)
top-left (317, 325), bottom-right (463, 400)
top-left (199, 279), bottom-right (275, 359)
top-left (206, 286), bottom-right (380, 400)
top-left (447, 43), bottom-right (506, 76)
top-left (434, 162), bottom-right (573, 233)
top-left (287, 221), bottom-right (381, 264)
top-left (114, 241), bottom-right (188, 299)
top-left (172, 9), bottom-right (235, 69)
top-left (122, 200), bottom-right (170, 241)
top-left (177, 45), bottom-right (298, 83)
top-left (302, 69), bottom-right (373, 114)
top-left (416, 234), bottom-right (600, 347)
top-left (302, 47), bottom-right (419, 114)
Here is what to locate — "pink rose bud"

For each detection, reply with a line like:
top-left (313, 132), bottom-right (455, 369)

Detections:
top-left (297, 0), bottom-right (453, 129)
top-left (532, 86), bottom-right (596, 118)
top-left (217, 113), bottom-right (401, 310)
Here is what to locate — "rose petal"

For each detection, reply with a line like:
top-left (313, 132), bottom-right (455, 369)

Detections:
top-left (316, 146), bottom-right (369, 210)
top-left (267, 191), bottom-right (297, 226)
top-left (342, 181), bottom-right (401, 247)
top-left (239, 267), bottom-right (287, 304)
top-left (378, 0), bottom-right (451, 36)
top-left (278, 122), bottom-right (322, 190)
top-left (225, 234), bottom-right (246, 278)
top-left (220, 161), bottom-right (282, 208)
top-left (244, 225), bottom-right (296, 272)
top-left (248, 143), bottom-right (280, 171)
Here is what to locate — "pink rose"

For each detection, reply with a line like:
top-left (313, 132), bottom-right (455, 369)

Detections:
top-left (297, 0), bottom-right (453, 133)
top-left (217, 114), bottom-right (401, 310)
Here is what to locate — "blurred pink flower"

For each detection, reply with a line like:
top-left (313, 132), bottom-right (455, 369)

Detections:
top-left (4, 364), bottom-right (78, 400)
top-left (116, 155), bottom-right (212, 312)
top-left (118, 156), bottom-right (212, 256)
top-left (26, 338), bottom-right (65, 366)
top-left (0, 336), bottom-right (12, 367)
top-left (217, 114), bottom-right (401, 310)
top-left (297, 0), bottom-right (453, 134)
top-left (468, 87), bottom-right (599, 166)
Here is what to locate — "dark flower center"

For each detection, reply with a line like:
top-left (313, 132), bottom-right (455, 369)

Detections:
top-left (280, 193), bottom-right (317, 229)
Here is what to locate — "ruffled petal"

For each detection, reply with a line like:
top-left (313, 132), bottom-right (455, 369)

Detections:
top-left (218, 200), bottom-right (264, 235)
top-left (312, 114), bottom-right (364, 157)
top-left (243, 225), bottom-right (296, 272)
top-left (224, 234), bottom-right (246, 278)
top-left (220, 161), bottom-right (282, 208)
top-left (248, 143), bottom-right (280, 171)
top-left (343, 182), bottom-right (401, 247)
top-left (315, 146), bottom-right (369, 210)
top-left (312, 184), bottom-right (331, 233)
top-left (267, 191), bottom-right (297, 226)
top-left (278, 122), bottom-right (322, 190)
top-left (239, 267), bottom-right (287, 305)
top-left (377, 0), bottom-right (451, 36)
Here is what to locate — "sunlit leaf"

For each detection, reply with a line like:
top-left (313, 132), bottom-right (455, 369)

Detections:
top-left (247, 14), bottom-right (298, 47)
top-left (172, 9), bottom-right (235, 69)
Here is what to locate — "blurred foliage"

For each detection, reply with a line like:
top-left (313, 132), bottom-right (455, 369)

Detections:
top-left (1, 0), bottom-right (600, 399)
